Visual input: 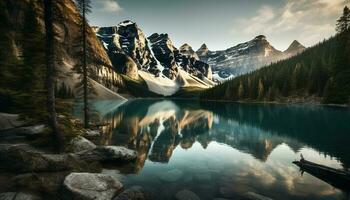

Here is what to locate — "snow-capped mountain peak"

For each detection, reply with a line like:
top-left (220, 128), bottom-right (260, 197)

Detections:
top-left (118, 20), bottom-right (135, 27)
top-left (179, 43), bottom-right (199, 60)
top-left (197, 35), bottom-right (305, 82)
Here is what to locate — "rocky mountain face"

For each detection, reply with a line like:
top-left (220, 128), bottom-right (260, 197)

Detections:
top-left (148, 33), bottom-right (212, 80)
top-left (94, 21), bottom-right (160, 79)
top-left (179, 43), bottom-right (199, 60)
top-left (2, 0), bottom-right (125, 99)
top-left (284, 40), bottom-right (306, 56)
top-left (95, 22), bottom-right (212, 81)
top-left (94, 21), bottom-right (214, 96)
top-left (196, 35), bottom-right (306, 82)
top-left (196, 44), bottom-right (210, 61)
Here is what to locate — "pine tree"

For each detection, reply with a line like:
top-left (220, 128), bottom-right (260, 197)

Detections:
top-left (75, 0), bottom-right (92, 128)
top-left (336, 6), bottom-right (350, 34)
top-left (44, 0), bottom-right (64, 152)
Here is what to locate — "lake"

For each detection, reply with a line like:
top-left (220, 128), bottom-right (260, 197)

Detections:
top-left (78, 99), bottom-right (350, 200)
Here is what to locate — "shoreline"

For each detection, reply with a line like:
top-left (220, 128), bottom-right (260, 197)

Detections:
top-left (115, 96), bottom-right (350, 109)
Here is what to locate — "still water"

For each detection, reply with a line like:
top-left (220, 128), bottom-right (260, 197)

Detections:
top-left (82, 99), bottom-right (350, 200)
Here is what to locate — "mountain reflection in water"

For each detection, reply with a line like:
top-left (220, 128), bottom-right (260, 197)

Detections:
top-left (81, 99), bottom-right (350, 200)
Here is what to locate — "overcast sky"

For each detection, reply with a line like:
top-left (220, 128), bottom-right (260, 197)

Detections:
top-left (88, 0), bottom-right (350, 51)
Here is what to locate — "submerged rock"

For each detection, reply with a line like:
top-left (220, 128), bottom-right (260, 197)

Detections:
top-left (0, 192), bottom-right (41, 200)
top-left (113, 186), bottom-right (150, 200)
top-left (78, 146), bottom-right (137, 163)
top-left (174, 190), bottom-right (200, 200)
top-left (68, 136), bottom-right (96, 153)
top-left (62, 173), bottom-right (123, 200)
top-left (158, 169), bottom-right (184, 182)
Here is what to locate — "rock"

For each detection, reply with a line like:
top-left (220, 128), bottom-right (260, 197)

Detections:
top-left (68, 136), bottom-right (96, 153)
top-left (85, 130), bottom-right (101, 137)
top-left (113, 186), bottom-right (150, 200)
top-left (78, 146), bottom-right (137, 163)
top-left (0, 144), bottom-right (83, 173)
top-left (58, 115), bottom-right (66, 119)
top-left (11, 172), bottom-right (69, 195)
top-left (158, 169), bottom-right (184, 182)
top-left (174, 190), bottom-right (200, 200)
top-left (0, 113), bottom-right (25, 131)
top-left (0, 125), bottom-right (46, 139)
top-left (0, 192), bottom-right (41, 200)
top-left (244, 192), bottom-right (274, 200)
top-left (62, 173), bottom-right (123, 200)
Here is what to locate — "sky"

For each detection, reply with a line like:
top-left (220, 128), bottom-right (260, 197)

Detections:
top-left (89, 0), bottom-right (350, 51)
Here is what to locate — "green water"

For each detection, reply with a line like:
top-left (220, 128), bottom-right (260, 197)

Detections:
top-left (81, 99), bottom-right (350, 200)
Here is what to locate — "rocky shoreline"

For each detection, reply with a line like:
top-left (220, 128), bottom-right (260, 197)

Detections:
top-left (0, 113), bottom-right (150, 200)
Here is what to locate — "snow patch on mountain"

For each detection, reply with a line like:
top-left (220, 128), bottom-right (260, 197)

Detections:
top-left (138, 70), bottom-right (180, 96)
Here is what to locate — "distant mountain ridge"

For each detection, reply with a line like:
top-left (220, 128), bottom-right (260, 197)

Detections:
top-left (195, 35), bottom-right (306, 82)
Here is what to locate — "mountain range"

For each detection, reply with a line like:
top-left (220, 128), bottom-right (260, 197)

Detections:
top-left (93, 21), bottom-right (306, 93)
top-left (93, 21), bottom-right (215, 96)
top-left (184, 36), bottom-right (306, 82)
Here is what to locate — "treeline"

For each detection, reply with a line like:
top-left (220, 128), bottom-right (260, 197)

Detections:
top-left (201, 7), bottom-right (350, 105)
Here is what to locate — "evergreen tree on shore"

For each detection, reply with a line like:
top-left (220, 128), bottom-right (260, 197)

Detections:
top-left (44, 0), bottom-right (64, 152)
top-left (75, 0), bottom-right (92, 128)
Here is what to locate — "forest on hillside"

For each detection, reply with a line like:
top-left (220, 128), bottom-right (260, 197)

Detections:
top-left (201, 7), bottom-right (350, 105)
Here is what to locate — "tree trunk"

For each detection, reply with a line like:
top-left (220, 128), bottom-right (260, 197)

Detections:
top-left (83, 1), bottom-right (89, 129)
top-left (44, 0), bottom-right (64, 152)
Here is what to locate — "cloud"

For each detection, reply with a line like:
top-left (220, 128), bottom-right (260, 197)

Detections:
top-left (232, 0), bottom-right (349, 48)
top-left (97, 0), bottom-right (122, 12)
